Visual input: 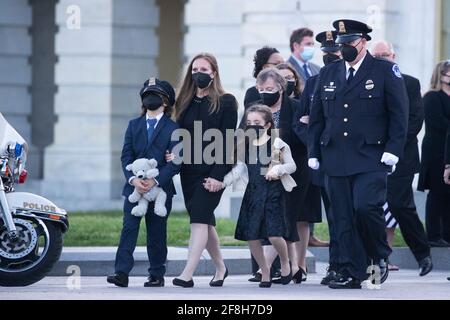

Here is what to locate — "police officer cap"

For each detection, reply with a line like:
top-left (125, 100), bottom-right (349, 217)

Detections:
top-left (332, 19), bottom-right (372, 44)
top-left (316, 30), bottom-right (340, 53)
top-left (140, 77), bottom-right (176, 107)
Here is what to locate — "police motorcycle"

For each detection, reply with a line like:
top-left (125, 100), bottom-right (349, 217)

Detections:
top-left (0, 113), bottom-right (68, 286)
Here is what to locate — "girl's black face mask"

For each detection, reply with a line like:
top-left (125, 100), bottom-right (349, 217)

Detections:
top-left (246, 124), bottom-right (266, 138)
top-left (143, 93), bottom-right (164, 111)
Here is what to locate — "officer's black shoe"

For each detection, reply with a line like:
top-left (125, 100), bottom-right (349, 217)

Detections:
top-left (271, 269), bottom-right (281, 278)
top-left (321, 269), bottom-right (338, 286)
top-left (328, 274), bottom-right (361, 289)
top-left (418, 256), bottom-right (433, 277)
top-left (248, 272), bottom-right (262, 282)
top-left (378, 259), bottom-right (389, 284)
top-left (144, 275), bottom-right (165, 287)
top-left (107, 272), bottom-right (129, 287)
top-left (428, 239), bottom-right (450, 247)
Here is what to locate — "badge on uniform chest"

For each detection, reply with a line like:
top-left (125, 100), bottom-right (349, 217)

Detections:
top-left (365, 79), bottom-right (375, 90)
top-left (324, 82), bottom-right (336, 92)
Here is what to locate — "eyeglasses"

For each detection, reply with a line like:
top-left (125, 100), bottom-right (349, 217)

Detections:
top-left (374, 53), bottom-right (392, 59)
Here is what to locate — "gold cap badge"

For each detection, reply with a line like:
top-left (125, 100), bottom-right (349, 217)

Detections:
top-left (326, 31), bottom-right (333, 41)
top-left (149, 77), bottom-right (156, 85)
top-left (339, 21), bottom-right (346, 33)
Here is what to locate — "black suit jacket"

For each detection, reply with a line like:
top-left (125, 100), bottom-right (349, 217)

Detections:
top-left (308, 52), bottom-right (409, 177)
top-left (391, 74), bottom-right (424, 177)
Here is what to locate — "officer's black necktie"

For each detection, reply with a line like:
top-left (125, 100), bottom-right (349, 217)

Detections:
top-left (347, 67), bottom-right (355, 84)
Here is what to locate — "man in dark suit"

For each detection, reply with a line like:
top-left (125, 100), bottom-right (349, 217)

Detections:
top-left (308, 20), bottom-right (409, 289)
top-left (288, 28), bottom-right (321, 84)
top-left (107, 78), bottom-right (181, 287)
top-left (372, 40), bottom-right (433, 276)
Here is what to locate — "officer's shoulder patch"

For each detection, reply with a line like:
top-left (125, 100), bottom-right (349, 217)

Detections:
top-left (392, 64), bottom-right (402, 78)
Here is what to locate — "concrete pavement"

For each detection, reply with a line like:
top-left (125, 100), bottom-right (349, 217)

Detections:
top-left (2, 263), bottom-right (449, 300)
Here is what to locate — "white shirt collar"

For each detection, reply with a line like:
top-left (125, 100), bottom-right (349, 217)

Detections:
top-left (345, 51), bottom-right (367, 77)
top-left (146, 112), bottom-right (164, 128)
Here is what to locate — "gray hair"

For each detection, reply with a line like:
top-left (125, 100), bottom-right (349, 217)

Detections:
top-left (256, 67), bottom-right (287, 91)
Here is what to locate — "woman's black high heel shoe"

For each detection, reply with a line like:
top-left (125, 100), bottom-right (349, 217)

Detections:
top-left (293, 267), bottom-right (307, 284)
top-left (209, 267), bottom-right (228, 287)
top-left (259, 280), bottom-right (272, 288)
top-left (173, 277), bottom-right (194, 288)
top-left (280, 271), bottom-right (292, 285)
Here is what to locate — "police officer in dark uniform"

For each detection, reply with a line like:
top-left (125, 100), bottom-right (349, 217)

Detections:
top-left (308, 19), bottom-right (409, 289)
top-left (293, 30), bottom-right (342, 285)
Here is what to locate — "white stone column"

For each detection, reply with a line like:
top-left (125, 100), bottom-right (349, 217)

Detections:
top-left (0, 0), bottom-right (32, 149)
top-left (43, 0), bottom-right (159, 210)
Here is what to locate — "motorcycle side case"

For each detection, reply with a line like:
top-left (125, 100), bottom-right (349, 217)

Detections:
top-left (5, 192), bottom-right (69, 232)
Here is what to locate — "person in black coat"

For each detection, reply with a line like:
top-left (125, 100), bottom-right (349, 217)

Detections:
top-left (294, 30), bottom-right (342, 285)
top-left (308, 20), bottom-right (409, 289)
top-left (372, 41), bottom-right (432, 276)
top-left (445, 124), bottom-right (450, 185)
top-left (418, 60), bottom-right (450, 247)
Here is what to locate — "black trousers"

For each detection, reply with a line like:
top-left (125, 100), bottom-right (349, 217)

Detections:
top-left (321, 186), bottom-right (338, 268)
top-left (387, 174), bottom-right (430, 262)
top-left (425, 191), bottom-right (450, 243)
top-left (325, 171), bottom-right (392, 280)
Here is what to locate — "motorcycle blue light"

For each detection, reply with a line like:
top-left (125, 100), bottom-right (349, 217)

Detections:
top-left (15, 143), bottom-right (22, 158)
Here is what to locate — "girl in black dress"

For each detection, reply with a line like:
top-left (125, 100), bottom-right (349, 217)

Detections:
top-left (222, 105), bottom-right (297, 287)
top-left (418, 60), bottom-right (450, 246)
top-left (172, 53), bottom-right (238, 287)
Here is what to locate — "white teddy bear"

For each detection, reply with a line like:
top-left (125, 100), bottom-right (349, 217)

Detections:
top-left (126, 158), bottom-right (167, 217)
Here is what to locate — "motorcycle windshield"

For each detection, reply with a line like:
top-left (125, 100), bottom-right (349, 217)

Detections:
top-left (0, 112), bottom-right (29, 159)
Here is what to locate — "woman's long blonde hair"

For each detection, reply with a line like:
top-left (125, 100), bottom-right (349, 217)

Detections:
top-left (430, 60), bottom-right (450, 92)
top-left (174, 53), bottom-right (226, 120)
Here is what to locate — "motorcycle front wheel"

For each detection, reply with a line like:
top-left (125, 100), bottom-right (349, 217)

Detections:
top-left (0, 217), bottom-right (63, 286)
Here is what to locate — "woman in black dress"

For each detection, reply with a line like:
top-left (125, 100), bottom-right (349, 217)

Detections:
top-left (172, 53), bottom-right (238, 287)
top-left (418, 60), bottom-right (450, 247)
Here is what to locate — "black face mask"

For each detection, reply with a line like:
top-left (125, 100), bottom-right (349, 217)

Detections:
top-left (323, 53), bottom-right (341, 66)
top-left (260, 91), bottom-right (281, 107)
top-left (341, 42), bottom-right (360, 62)
top-left (246, 124), bottom-right (266, 138)
top-left (192, 72), bottom-right (212, 89)
top-left (143, 93), bottom-right (164, 111)
top-left (285, 81), bottom-right (296, 97)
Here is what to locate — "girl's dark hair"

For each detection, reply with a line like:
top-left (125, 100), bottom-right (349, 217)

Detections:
top-left (253, 46), bottom-right (280, 79)
top-left (140, 94), bottom-right (172, 117)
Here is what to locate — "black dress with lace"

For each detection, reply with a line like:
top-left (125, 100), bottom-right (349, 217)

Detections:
top-left (234, 138), bottom-right (289, 241)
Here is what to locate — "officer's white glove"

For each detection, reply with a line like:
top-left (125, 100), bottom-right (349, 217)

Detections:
top-left (308, 158), bottom-right (320, 170)
top-left (380, 152), bottom-right (399, 166)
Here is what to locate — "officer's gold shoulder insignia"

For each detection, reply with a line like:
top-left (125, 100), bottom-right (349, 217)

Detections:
top-left (339, 21), bottom-right (346, 33)
top-left (149, 77), bottom-right (156, 85)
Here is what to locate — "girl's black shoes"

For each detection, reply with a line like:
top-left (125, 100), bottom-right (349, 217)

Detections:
top-left (209, 267), bottom-right (228, 287)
